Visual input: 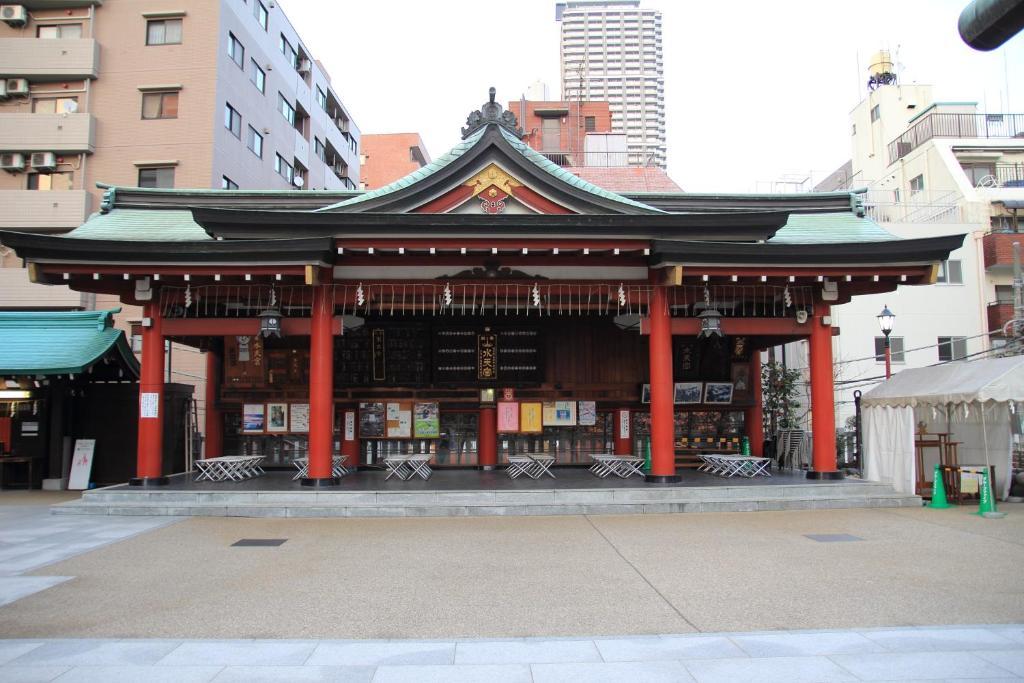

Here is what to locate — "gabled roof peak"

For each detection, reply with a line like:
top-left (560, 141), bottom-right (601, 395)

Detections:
top-left (461, 87), bottom-right (523, 140)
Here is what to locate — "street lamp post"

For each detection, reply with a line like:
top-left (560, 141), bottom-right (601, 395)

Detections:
top-left (877, 305), bottom-right (896, 379)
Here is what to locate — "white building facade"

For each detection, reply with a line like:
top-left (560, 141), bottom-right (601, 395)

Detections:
top-left (556, 0), bottom-right (665, 168)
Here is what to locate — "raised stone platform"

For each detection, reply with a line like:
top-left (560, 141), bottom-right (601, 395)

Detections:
top-left (53, 469), bottom-right (921, 517)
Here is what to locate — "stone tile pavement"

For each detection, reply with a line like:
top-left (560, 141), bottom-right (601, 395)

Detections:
top-left (0, 625), bottom-right (1021, 682)
top-left (0, 494), bottom-right (181, 606)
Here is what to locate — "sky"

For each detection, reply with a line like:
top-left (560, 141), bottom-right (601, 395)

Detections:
top-left (283, 0), bottom-right (1024, 193)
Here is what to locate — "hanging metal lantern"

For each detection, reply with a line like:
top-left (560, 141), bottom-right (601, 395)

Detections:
top-left (258, 308), bottom-right (284, 338)
top-left (697, 308), bottom-right (723, 338)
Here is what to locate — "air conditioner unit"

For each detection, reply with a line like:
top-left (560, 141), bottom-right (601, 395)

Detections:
top-left (0, 80), bottom-right (7, 100)
top-left (30, 152), bottom-right (57, 171)
top-left (6, 78), bottom-right (29, 97)
top-left (0, 5), bottom-right (27, 27)
top-left (297, 59), bottom-right (311, 74)
top-left (0, 152), bottom-right (25, 172)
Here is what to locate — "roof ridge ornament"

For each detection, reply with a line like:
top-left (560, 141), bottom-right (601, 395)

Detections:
top-left (461, 86), bottom-right (523, 140)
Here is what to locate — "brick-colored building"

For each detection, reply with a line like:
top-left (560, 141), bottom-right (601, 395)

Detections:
top-left (359, 133), bottom-right (430, 190)
top-left (509, 99), bottom-right (612, 166)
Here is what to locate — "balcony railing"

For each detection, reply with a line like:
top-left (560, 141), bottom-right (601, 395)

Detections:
top-left (0, 190), bottom-right (92, 231)
top-left (0, 113), bottom-right (95, 154)
top-left (862, 190), bottom-right (966, 224)
top-left (0, 38), bottom-right (99, 80)
top-left (888, 113), bottom-right (1024, 163)
top-left (987, 163), bottom-right (1024, 188)
top-left (538, 149), bottom-right (655, 168)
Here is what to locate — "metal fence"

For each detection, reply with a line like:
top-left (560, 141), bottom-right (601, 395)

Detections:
top-left (888, 113), bottom-right (1024, 163)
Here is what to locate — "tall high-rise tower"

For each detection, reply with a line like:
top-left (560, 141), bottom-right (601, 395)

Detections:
top-left (557, 0), bottom-right (665, 168)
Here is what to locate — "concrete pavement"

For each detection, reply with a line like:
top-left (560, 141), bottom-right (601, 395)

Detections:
top-left (0, 624), bottom-right (1022, 681)
top-left (0, 498), bottom-right (1021, 638)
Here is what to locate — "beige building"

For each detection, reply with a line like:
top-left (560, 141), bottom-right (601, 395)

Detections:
top-left (0, 0), bottom-right (361, 448)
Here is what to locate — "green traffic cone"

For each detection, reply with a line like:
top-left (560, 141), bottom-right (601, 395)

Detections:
top-left (976, 468), bottom-right (997, 516)
top-left (928, 463), bottom-right (952, 509)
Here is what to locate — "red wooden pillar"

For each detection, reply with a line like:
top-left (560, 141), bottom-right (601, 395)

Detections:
top-left (131, 301), bottom-right (168, 486)
top-left (807, 307), bottom-right (843, 479)
top-left (478, 405), bottom-right (497, 469)
top-left (203, 347), bottom-right (223, 459)
top-left (646, 283), bottom-right (680, 483)
top-left (614, 409), bottom-right (632, 455)
top-left (304, 283), bottom-right (338, 486)
top-left (341, 408), bottom-right (359, 468)
top-left (745, 350), bottom-right (764, 457)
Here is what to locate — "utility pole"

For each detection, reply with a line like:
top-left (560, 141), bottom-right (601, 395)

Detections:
top-left (1012, 241), bottom-right (1023, 355)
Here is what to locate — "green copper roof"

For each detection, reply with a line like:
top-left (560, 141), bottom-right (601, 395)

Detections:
top-left (319, 125), bottom-right (662, 213)
top-left (769, 212), bottom-right (898, 244)
top-left (0, 309), bottom-right (140, 377)
top-left (66, 209), bottom-right (211, 241)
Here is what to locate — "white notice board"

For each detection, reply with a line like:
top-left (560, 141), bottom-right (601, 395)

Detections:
top-left (68, 439), bottom-right (96, 490)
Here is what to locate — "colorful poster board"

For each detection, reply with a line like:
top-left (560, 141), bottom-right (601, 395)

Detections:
top-left (542, 400), bottom-right (576, 426)
top-left (413, 402), bottom-right (440, 438)
top-left (359, 402), bottom-right (386, 437)
top-left (578, 401), bottom-right (597, 426)
top-left (243, 403), bottom-right (265, 432)
top-left (289, 403), bottom-right (310, 433)
top-left (497, 401), bottom-right (520, 432)
top-left (266, 403), bottom-right (289, 433)
top-left (520, 402), bottom-right (543, 433)
top-left (68, 438), bottom-right (95, 490)
top-left (386, 402), bottom-right (412, 438)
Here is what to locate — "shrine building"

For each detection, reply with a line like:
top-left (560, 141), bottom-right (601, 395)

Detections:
top-left (0, 90), bottom-right (965, 489)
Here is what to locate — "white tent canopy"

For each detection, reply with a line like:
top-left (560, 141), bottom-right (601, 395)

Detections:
top-left (861, 356), bottom-right (1024, 408)
top-left (862, 356), bottom-right (1023, 499)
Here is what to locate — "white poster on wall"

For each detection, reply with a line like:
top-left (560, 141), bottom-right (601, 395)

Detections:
top-left (344, 411), bottom-right (356, 441)
top-left (619, 410), bottom-right (630, 439)
top-left (68, 439), bottom-right (96, 490)
top-left (140, 392), bottom-right (159, 418)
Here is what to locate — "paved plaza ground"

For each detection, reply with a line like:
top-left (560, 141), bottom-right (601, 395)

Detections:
top-left (0, 491), bottom-right (1022, 680)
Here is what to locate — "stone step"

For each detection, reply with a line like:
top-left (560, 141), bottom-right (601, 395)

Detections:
top-left (53, 491), bottom-right (922, 517)
top-left (75, 482), bottom-right (901, 507)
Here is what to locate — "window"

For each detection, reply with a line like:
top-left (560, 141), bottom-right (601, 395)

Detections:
top-left (909, 174), bottom-right (925, 194)
top-left (937, 336), bottom-right (968, 362)
top-left (278, 93), bottom-right (295, 125)
top-left (274, 153), bottom-right (293, 183)
top-left (37, 23), bottom-right (82, 39)
top-left (995, 285), bottom-right (1015, 303)
top-left (146, 19), bottom-right (182, 45)
top-left (961, 163), bottom-right (995, 187)
top-left (314, 137), bottom-right (325, 162)
top-left (141, 91), bottom-right (178, 119)
top-left (31, 96), bottom-right (78, 114)
top-left (278, 33), bottom-right (298, 68)
top-left (253, 0), bottom-right (268, 30)
top-left (228, 32), bottom-right (244, 68)
top-left (27, 172), bottom-right (73, 191)
top-left (221, 176), bottom-right (238, 190)
top-left (870, 105), bottom-right (880, 122)
top-left (316, 86), bottom-right (327, 111)
top-left (936, 259), bottom-right (963, 285)
top-left (584, 116), bottom-right (596, 132)
top-left (138, 167), bottom-right (174, 188)
top-left (224, 102), bottom-right (241, 138)
top-left (874, 336), bottom-right (905, 363)
top-left (246, 125), bottom-right (263, 157)
top-left (541, 117), bottom-right (560, 150)
top-left (249, 59), bottom-right (265, 93)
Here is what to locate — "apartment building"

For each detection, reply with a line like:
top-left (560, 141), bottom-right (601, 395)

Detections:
top-left (803, 66), bottom-right (1023, 428)
top-left (556, 0), bottom-right (665, 168)
top-left (0, 0), bottom-right (361, 454)
top-left (0, 0), bottom-right (361, 306)
top-left (359, 133), bottom-right (430, 190)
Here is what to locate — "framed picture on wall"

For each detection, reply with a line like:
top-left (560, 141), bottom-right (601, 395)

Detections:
top-left (674, 382), bottom-right (703, 404)
top-left (704, 382), bottom-right (734, 405)
top-left (242, 403), bottom-right (265, 433)
top-left (731, 363), bottom-right (751, 400)
top-left (266, 403), bottom-right (288, 433)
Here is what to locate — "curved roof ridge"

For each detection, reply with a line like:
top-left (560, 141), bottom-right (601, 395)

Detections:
top-left (317, 127), bottom-right (487, 211)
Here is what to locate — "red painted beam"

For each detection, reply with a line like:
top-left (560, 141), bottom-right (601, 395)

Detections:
top-left (413, 185), bottom-right (476, 213)
top-left (159, 317), bottom-right (344, 336)
top-left (39, 265), bottom-right (306, 277)
top-left (640, 317), bottom-right (810, 336)
top-left (335, 238), bottom-right (651, 250)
